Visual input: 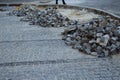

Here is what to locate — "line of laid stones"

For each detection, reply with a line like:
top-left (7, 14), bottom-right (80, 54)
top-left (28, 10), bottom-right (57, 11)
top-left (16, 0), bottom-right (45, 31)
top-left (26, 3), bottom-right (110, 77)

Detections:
top-left (0, 58), bottom-right (104, 67)
top-left (3, 4), bottom-right (120, 57)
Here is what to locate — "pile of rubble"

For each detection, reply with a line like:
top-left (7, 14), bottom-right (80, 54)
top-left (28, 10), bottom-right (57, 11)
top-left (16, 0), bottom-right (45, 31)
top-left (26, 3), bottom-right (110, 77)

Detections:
top-left (8, 5), bottom-right (120, 57)
top-left (62, 16), bottom-right (120, 57)
top-left (8, 5), bottom-right (70, 27)
top-left (8, 5), bottom-right (37, 17)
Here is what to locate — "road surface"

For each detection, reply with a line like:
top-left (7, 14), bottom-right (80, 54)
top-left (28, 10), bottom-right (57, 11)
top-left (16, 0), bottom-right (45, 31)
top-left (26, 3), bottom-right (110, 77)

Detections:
top-left (0, 0), bottom-right (120, 80)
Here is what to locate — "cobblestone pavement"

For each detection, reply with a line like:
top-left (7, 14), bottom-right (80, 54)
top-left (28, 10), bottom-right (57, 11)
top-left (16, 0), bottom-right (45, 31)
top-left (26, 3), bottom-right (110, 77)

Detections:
top-left (0, 58), bottom-right (120, 80)
top-left (0, 0), bottom-right (120, 80)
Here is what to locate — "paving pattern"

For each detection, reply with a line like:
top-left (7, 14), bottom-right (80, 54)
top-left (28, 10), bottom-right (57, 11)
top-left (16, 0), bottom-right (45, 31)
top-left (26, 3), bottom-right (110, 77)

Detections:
top-left (0, 58), bottom-right (120, 80)
top-left (0, 0), bottom-right (120, 80)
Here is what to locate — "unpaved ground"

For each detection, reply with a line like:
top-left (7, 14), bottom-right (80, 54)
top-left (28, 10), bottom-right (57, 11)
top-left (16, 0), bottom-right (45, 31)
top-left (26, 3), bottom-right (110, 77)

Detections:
top-left (58, 9), bottom-right (99, 22)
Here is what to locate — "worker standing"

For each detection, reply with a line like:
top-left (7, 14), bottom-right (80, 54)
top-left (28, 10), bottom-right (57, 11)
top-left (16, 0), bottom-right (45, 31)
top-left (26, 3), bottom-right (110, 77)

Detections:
top-left (56, 0), bottom-right (66, 5)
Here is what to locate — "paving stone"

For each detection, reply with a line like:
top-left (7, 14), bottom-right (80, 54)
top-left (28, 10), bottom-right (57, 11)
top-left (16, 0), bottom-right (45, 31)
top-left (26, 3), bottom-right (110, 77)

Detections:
top-left (0, 58), bottom-right (120, 80)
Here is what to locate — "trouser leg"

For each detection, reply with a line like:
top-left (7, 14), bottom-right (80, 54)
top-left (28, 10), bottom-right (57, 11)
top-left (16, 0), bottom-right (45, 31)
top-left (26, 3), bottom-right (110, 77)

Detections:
top-left (56, 0), bottom-right (58, 4)
top-left (62, 0), bottom-right (66, 4)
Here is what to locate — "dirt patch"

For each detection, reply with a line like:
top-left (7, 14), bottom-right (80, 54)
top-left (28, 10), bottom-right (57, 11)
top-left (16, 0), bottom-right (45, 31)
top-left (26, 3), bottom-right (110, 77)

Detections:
top-left (58, 9), bottom-right (99, 22)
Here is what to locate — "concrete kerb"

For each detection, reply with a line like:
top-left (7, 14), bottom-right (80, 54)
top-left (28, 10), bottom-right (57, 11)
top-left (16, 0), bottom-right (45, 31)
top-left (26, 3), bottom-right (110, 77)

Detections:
top-left (39, 0), bottom-right (53, 3)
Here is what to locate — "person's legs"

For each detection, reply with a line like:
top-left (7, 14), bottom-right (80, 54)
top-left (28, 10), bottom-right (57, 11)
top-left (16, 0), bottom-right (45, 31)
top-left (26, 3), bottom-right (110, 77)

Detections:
top-left (56, 0), bottom-right (58, 4)
top-left (62, 0), bottom-right (66, 4)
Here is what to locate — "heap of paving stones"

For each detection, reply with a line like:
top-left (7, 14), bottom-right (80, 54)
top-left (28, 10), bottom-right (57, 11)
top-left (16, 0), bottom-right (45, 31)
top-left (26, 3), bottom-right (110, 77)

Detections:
top-left (8, 5), bottom-right (38, 17)
top-left (62, 16), bottom-right (120, 57)
top-left (8, 5), bottom-right (70, 27)
top-left (8, 5), bottom-right (120, 57)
